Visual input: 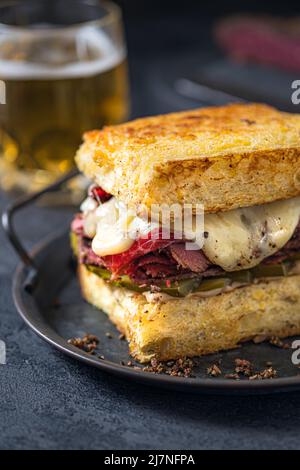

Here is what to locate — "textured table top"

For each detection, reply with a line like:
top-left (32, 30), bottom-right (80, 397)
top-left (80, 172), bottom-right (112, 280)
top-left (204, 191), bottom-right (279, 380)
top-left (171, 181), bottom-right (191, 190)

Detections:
top-left (1, 12), bottom-right (300, 450)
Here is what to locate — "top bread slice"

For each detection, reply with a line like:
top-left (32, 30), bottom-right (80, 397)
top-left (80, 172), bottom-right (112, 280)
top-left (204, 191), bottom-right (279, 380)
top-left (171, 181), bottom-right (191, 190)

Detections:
top-left (76, 103), bottom-right (300, 213)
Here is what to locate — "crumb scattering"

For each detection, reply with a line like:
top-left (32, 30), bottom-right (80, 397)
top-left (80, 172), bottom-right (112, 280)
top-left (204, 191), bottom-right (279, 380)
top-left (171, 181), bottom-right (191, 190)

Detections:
top-left (269, 336), bottom-right (290, 349)
top-left (249, 367), bottom-right (277, 381)
top-left (67, 333), bottom-right (99, 354)
top-left (206, 357), bottom-right (279, 381)
top-left (142, 357), bottom-right (195, 378)
top-left (207, 364), bottom-right (222, 377)
top-left (234, 358), bottom-right (253, 377)
top-left (66, 331), bottom-right (282, 382)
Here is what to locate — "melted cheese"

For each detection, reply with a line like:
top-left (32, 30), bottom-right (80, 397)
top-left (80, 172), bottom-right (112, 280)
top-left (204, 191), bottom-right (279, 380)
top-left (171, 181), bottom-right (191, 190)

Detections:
top-left (91, 198), bottom-right (135, 256)
top-left (81, 197), bottom-right (159, 257)
top-left (202, 197), bottom-right (300, 271)
top-left (80, 194), bottom-right (300, 269)
top-left (80, 196), bottom-right (99, 238)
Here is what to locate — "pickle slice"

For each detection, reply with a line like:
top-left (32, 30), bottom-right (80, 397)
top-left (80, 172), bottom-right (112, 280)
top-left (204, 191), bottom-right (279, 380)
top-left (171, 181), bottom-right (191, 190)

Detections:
top-left (86, 265), bottom-right (111, 280)
top-left (79, 242), bottom-right (299, 297)
top-left (196, 277), bottom-right (230, 292)
top-left (114, 275), bottom-right (147, 293)
top-left (177, 279), bottom-right (202, 297)
top-left (84, 260), bottom-right (296, 298)
top-left (251, 262), bottom-right (291, 278)
top-left (227, 270), bottom-right (253, 284)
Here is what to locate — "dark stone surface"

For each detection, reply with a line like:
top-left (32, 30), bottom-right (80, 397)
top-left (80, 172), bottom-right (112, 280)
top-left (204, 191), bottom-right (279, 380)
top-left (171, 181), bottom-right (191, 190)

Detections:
top-left (1, 7), bottom-right (300, 450)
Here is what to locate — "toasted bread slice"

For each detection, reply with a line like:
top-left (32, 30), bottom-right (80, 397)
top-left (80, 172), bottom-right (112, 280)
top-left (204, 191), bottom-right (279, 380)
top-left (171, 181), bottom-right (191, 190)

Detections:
top-left (79, 265), bottom-right (300, 363)
top-left (76, 103), bottom-right (300, 213)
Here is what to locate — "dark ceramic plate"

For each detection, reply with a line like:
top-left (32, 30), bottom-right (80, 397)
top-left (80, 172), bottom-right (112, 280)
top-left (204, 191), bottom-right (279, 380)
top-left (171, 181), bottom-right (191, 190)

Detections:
top-left (11, 229), bottom-right (300, 395)
top-left (4, 171), bottom-right (300, 395)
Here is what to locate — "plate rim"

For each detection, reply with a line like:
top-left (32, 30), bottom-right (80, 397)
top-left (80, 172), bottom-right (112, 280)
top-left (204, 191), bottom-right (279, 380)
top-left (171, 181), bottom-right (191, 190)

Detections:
top-left (12, 230), bottom-right (300, 394)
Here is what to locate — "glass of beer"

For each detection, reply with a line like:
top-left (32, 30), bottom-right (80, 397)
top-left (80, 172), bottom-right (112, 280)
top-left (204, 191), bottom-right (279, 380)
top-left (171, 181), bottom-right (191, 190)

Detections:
top-left (0, 0), bottom-right (129, 193)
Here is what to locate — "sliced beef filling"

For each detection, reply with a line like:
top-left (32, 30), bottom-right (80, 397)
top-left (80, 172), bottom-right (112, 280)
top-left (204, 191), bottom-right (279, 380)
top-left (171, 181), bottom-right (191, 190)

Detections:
top-left (168, 243), bottom-right (211, 273)
top-left (72, 214), bottom-right (300, 284)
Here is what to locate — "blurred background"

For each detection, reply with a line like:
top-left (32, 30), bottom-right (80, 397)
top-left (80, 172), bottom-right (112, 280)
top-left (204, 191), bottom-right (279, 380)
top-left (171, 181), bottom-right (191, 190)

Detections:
top-left (0, 0), bottom-right (299, 196)
top-left (116, 0), bottom-right (300, 116)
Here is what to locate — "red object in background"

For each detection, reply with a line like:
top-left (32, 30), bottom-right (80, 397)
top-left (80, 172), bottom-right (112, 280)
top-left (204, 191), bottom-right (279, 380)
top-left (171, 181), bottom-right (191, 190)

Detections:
top-left (214, 15), bottom-right (300, 73)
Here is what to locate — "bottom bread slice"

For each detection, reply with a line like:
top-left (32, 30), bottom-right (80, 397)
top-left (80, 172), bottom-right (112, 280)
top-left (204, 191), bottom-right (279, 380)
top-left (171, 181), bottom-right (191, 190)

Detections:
top-left (79, 265), bottom-right (300, 363)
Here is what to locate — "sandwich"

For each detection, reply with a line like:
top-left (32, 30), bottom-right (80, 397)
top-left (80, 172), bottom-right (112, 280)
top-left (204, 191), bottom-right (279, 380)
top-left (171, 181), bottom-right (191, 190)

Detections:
top-left (71, 103), bottom-right (300, 363)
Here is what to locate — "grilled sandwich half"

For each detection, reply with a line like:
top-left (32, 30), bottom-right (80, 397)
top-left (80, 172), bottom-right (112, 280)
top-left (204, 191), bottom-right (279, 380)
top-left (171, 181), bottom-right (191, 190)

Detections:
top-left (71, 103), bottom-right (300, 362)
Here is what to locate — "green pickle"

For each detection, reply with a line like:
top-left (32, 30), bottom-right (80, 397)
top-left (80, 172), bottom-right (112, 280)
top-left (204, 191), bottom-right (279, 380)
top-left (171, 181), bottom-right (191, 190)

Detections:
top-left (115, 275), bottom-right (146, 293)
top-left (71, 230), bottom-right (299, 298)
top-left (164, 279), bottom-right (202, 297)
top-left (251, 262), bottom-right (290, 278)
top-left (226, 270), bottom-right (253, 284)
top-left (86, 265), bottom-right (111, 280)
top-left (196, 277), bottom-right (230, 292)
top-left (85, 258), bottom-right (298, 298)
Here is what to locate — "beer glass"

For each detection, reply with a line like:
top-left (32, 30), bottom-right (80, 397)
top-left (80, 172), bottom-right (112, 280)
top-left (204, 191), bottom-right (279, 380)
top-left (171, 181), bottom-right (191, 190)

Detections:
top-left (0, 0), bottom-right (129, 193)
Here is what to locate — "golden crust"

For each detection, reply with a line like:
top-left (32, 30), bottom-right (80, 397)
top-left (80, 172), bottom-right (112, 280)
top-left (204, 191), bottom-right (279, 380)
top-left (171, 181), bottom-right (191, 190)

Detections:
top-left (79, 265), bottom-right (300, 363)
top-left (76, 103), bottom-right (300, 212)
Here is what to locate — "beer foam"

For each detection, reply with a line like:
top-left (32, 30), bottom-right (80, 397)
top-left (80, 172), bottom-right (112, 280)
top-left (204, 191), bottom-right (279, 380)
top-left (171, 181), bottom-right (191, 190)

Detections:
top-left (0, 27), bottom-right (126, 79)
